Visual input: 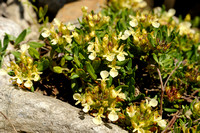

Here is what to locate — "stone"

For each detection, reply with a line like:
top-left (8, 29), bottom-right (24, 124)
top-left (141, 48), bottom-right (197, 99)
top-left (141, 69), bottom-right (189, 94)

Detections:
top-left (0, 17), bottom-right (22, 43)
top-left (0, 0), bottom-right (39, 40)
top-left (55, 0), bottom-right (106, 23)
top-left (0, 85), bottom-right (128, 133)
top-left (32, 0), bottom-right (76, 21)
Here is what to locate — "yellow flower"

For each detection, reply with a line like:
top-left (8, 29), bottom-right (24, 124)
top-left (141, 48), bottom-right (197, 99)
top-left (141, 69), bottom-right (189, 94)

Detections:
top-left (82, 103), bottom-right (90, 113)
top-left (154, 115), bottom-right (167, 128)
top-left (63, 35), bottom-right (73, 44)
top-left (100, 70), bottom-right (109, 80)
top-left (108, 65), bottom-right (120, 78)
top-left (126, 105), bottom-right (137, 117)
top-left (93, 115), bottom-right (103, 125)
top-left (41, 28), bottom-right (50, 38)
top-left (24, 79), bottom-right (33, 88)
top-left (73, 93), bottom-right (82, 105)
top-left (152, 19), bottom-right (160, 28)
top-left (146, 98), bottom-right (158, 107)
top-left (103, 53), bottom-right (115, 62)
top-left (20, 44), bottom-right (30, 53)
top-left (66, 22), bottom-right (75, 31)
top-left (111, 88), bottom-right (126, 99)
top-left (108, 107), bottom-right (120, 121)
top-left (129, 16), bottom-right (138, 27)
top-left (88, 51), bottom-right (96, 60)
top-left (118, 30), bottom-right (131, 40)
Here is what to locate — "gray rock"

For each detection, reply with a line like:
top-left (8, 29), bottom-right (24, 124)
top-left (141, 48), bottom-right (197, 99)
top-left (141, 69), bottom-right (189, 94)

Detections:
top-left (0, 0), bottom-right (39, 40)
top-left (0, 85), bottom-right (127, 133)
top-left (0, 17), bottom-right (22, 43)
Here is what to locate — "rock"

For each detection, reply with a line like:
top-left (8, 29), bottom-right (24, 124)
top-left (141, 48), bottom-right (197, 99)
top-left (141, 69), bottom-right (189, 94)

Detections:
top-left (0, 17), bottom-right (22, 43)
top-left (56, 0), bottom-right (106, 23)
top-left (0, 0), bottom-right (39, 40)
top-left (0, 85), bottom-right (128, 133)
top-left (31, 0), bottom-right (77, 21)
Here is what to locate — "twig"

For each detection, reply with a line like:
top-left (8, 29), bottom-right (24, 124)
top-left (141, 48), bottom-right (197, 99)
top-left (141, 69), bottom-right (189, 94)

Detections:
top-left (157, 68), bottom-right (164, 115)
top-left (163, 61), bottom-right (182, 89)
top-left (157, 61), bottom-right (182, 116)
top-left (191, 90), bottom-right (199, 96)
top-left (161, 109), bottom-right (182, 133)
top-left (0, 111), bottom-right (17, 133)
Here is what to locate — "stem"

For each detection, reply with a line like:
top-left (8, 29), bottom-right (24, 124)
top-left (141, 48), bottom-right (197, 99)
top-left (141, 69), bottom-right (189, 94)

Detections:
top-left (0, 111), bottom-right (17, 133)
top-left (157, 61), bottom-right (182, 116)
top-left (161, 109), bottom-right (182, 133)
top-left (157, 68), bottom-right (164, 116)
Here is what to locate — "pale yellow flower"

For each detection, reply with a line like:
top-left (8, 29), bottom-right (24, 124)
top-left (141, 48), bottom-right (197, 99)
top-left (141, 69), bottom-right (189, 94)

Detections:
top-left (41, 28), bottom-right (50, 38)
top-left (111, 88), bottom-right (126, 99)
top-left (129, 17), bottom-right (138, 27)
top-left (24, 79), bottom-right (33, 88)
top-left (100, 70), bottom-right (109, 80)
top-left (108, 110), bottom-right (119, 121)
top-left (20, 44), bottom-right (30, 53)
top-left (146, 98), bottom-right (158, 107)
top-left (73, 93), bottom-right (82, 105)
top-left (154, 115), bottom-right (167, 128)
top-left (118, 30), bottom-right (131, 40)
top-left (93, 115), bottom-right (103, 125)
top-left (66, 22), bottom-right (75, 31)
top-left (88, 51), bottom-right (96, 60)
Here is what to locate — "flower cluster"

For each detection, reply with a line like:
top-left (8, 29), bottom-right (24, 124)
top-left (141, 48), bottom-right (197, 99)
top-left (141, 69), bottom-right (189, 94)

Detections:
top-left (87, 34), bottom-right (127, 78)
top-left (108, 0), bottom-right (147, 11)
top-left (8, 44), bottom-right (42, 89)
top-left (41, 18), bottom-right (75, 46)
top-left (73, 70), bottom-right (126, 124)
top-left (126, 98), bottom-right (167, 132)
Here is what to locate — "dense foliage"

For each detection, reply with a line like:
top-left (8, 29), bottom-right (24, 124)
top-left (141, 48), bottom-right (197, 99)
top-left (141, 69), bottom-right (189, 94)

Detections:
top-left (1, 0), bottom-right (200, 132)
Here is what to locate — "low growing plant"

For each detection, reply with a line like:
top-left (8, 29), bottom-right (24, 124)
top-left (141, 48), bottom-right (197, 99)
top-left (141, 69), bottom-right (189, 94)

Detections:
top-left (0, 0), bottom-right (199, 132)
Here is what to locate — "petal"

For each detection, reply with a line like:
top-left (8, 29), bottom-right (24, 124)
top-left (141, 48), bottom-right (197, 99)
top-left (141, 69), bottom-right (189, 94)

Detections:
top-left (20, 44), bottom-right (30, 53)
top-left (152, 21), bottom-right (160, 28)
top-left (83, 104), bottom-right (90, 113)
top-left (93, 116), bottom-right (103, 125)
top-left (129, 19), bottom-right (138, 27)
top-left (100, 70), bottom-right (109, 79)
top-left (88, 52), bottom-right (96, 60)
top-left (24, 80), bottom-right (33, 88)
top-left (117, 53), bottom-right (125, 61)
top-left (149, 98), bottom-right (158, 107)
top-left (110, 68), bottom-right (118, 78)
top-left (16, 78), bottom-right (23, 84)
top-left (108, 111), bottom-right (119, 121)
top-left (158, 120), bottom-right (167, 128)
top-left (73, 93), bottom-right (81, 101)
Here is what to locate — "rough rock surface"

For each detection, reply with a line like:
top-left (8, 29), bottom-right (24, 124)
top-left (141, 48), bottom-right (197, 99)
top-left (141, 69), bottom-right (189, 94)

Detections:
top-left (0, 84), bottom-right (127, 133)
top-left (56, 0), bottom-right (106, 23)
top-left (0, 17), bottom-right (22, 43)
top-left (0, 0), bottom-right (39, 40)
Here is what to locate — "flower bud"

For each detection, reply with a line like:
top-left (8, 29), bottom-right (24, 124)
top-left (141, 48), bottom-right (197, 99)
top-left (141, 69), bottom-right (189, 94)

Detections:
top-left (89, 21), bottom-right (94, 27)
top-left (88, 14), bottom-right (93, 21)
top-left (89, 31), bottom-right (95, 37)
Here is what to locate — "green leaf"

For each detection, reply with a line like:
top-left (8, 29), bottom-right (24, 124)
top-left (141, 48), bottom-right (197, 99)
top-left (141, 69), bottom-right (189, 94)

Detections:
top-left (28, 47), bottom-right (40, 59)
top-left (15, 28), bottom-right (30, 46)
top-left (92, 58), bottom-right (101, 71)
top-left (116, 58), bottom-right (129, 66)
top-left (11, 51), bottom-right (21, 61)
top-left (86, 61), bottom-right (97, 80)
top-left (2, 34), bottom-right (9, 52)
top-left (115, 85), bottom-right (129, 90)
top-left (60, 57), bottom-right (65, 66)
top-left (37, 58), bottom-right (49, 71)
top-left (70, 73), bottom-right (79, 79)
top-left (164, 108), bottom-right (178, 112)
top-left (28, 42), bottom-right (45, 48)
top-left (64, 55), bottom-right (73, 61)
top-left (74, 55), bottom-right (81, 68)
top-left (76, 69), bottom-right (87, 78)
top-left (152, 53), bottom-right (159, 63)
top-left (53, 66), bottom-right (63, 73)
